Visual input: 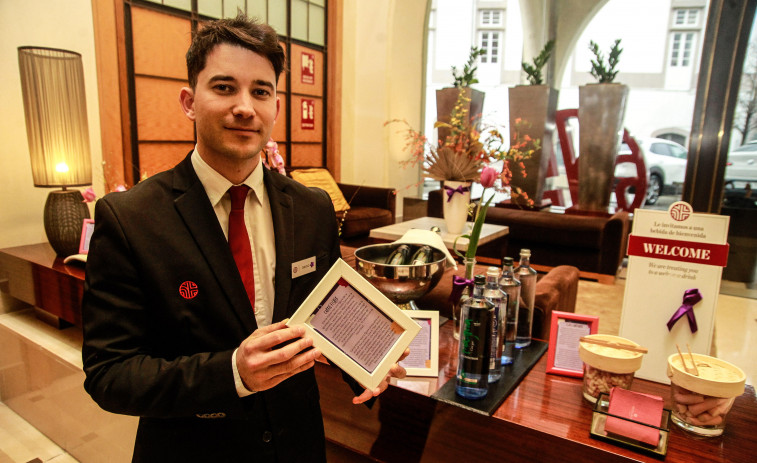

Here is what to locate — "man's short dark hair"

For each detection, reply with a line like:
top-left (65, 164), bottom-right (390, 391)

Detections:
top-left (186, 14), bottom-right (287, 88)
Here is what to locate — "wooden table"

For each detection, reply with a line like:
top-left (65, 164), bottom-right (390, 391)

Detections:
top-left (0, 243), bottom-right (84, 327)
top-left (2, 243), bottom-right (756, 462)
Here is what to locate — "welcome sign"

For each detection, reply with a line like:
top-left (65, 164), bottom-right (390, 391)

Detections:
top-left (619, 201), bottom-right (729, 383)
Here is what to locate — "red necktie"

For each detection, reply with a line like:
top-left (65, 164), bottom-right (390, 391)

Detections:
top-left (228, 185), bottom-right (255, 311)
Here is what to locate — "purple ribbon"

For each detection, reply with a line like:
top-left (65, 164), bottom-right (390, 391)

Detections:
top-left (444, 185), bottom-right (470, 202)
top-left (449, 275), bottom-right (474, 303)
top-left (666, 288), bottom-right (702, 333)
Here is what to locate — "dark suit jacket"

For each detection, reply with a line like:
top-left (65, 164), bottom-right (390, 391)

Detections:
top-left (82, 154), bottom-right (341, 462)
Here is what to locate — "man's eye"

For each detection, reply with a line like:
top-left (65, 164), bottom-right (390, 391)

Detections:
top-left (254, 88), bottom-right (271, 97)
top-left (215, 84), bottom-right (233, 92)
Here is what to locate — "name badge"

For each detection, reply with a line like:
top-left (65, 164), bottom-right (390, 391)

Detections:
top-left (292, 256), bottom-right (316, 278)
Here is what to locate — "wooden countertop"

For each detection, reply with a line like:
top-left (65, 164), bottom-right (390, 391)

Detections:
top-left (3, 243), bottom-right (755, 462)
top-left (317, 319), bottom-right (757, 463)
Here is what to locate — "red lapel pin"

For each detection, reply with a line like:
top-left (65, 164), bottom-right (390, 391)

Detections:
top-left (179, 281), bottom-right (199, 299)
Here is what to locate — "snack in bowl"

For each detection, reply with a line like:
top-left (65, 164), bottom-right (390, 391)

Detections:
top-left (579, 334), bottom-right (645, 403)
top-left (667, 353), bottom-right (745, 436)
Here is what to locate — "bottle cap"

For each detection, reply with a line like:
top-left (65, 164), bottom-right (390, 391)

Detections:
top-left (474, 275), bottom-right (486, 285)
top-left (486, 267), bottom-right (499, 278)
top-left (501, 256), bottom-right (514, 266)
top-left (520, 249), bottom-right (531, 257)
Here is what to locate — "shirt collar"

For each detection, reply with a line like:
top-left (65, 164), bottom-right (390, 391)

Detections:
top-left (191, 147), bottom-right (265, 206)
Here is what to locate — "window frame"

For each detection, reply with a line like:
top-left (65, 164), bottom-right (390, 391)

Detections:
top-left (479, 8), bottom-right (503, 27)
top-left (478, 30), bottom-right (500, 64)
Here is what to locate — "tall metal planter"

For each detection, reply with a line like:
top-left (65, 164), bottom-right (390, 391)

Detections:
top-left (577, 83), bottom-right (629, 212)
top-left (508, 85), bottom-right (558, 208)
top-left (435, 87), bottom-right (485, 143)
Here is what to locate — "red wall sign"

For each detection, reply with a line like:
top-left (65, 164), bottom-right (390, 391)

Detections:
top-left (301, 99), bottom-right (315, 130)
top-left (301, 52), bottom-right (315, 84)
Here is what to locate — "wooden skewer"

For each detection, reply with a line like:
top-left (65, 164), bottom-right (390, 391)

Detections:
top-left (676, 344), bottom-right (698, 375)
top-left (687, 343), bottom-right (700, 376)
top-left (579, 337), bottom-right (648, 353)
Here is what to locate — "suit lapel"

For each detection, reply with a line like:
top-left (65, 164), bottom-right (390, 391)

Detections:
top-left (172, 155), bottom-right (259, 333)
top-left (264, 169), bottom-right (294, 322)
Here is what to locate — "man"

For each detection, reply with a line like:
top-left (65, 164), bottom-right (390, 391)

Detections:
top-left (82, 14), bottom-right (405, 462)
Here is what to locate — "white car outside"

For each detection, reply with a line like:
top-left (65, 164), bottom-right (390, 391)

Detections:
top-left (725, 141), bottom-right (757, 188)
top-left (615, 138), bottom-right (688, 205)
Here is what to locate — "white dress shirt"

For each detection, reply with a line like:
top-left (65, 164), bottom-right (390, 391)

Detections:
top-left (191, 148), bottom-right (276, 396)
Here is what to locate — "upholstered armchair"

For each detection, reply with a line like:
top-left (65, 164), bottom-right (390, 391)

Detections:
top-left (287, 167), bottom-right (396, 239)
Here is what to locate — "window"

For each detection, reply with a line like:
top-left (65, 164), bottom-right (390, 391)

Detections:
top-left (656, 133), bottom-right (687, 147)
top-left (480, 9), bottom-right (502, 27)
top-left (670, 32), bottom-right (694, 67)
top-left (479, 31), bottom-right (500, 64)
top-left (673, 8), bottom-right (699, 27)
top-left (291, 0), bottom-right (326, 46)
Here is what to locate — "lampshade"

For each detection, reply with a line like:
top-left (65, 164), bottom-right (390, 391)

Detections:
top-left (18, 46), bottom-right (93, 257)
top-left (18, 46), bottom-right (92, 187)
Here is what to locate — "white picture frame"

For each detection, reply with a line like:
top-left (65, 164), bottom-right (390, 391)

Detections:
top-left (287, 259), bottom-right (421, 391)
top-left (399, 310), bottom-right (439, 377)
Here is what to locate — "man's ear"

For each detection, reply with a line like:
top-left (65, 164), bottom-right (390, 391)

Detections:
top-left (274, 96), bottom-right (281, 122)
top-left (179, 87), bottom-right (196, 121)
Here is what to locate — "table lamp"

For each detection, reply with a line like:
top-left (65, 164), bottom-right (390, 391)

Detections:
top-left (18, 47), bottom-right (93, 257)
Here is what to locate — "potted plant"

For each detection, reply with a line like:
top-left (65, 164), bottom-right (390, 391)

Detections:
top-left (577, 39), bottom-right (629, 213)
top-left (436, 47), bottom-right (486, 144)
top-left (508, 40), bottom-right (558, 208)
top-left (387, 90), bottom-right (532, 235)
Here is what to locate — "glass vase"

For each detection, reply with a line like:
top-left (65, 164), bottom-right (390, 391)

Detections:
top-left (453, 256), bottom-right (476, 340)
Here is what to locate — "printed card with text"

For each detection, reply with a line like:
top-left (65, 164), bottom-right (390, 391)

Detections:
top-left (619, 201), bottom-right (729, 383)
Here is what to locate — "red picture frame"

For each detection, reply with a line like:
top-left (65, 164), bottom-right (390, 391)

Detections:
top-left (546, 311), bottom-right (599, 377)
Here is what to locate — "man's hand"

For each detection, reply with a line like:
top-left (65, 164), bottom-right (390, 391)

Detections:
top-left (352, 348), bottom-right (410, 405)
top-left (236, 320), bottom-right (321, 392)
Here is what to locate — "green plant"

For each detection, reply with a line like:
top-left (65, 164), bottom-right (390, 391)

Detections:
top-left (588, 39), bottom-right (622, 83)
top-left (521, 40), bottom-right (555, 85)
top-left (452, 47), bottom-right (485, 88)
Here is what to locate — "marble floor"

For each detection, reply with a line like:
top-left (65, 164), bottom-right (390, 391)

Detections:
top-left (0, 403), bottom-right (76, 463)
top-left (1, 277), bottom-right (755, 463)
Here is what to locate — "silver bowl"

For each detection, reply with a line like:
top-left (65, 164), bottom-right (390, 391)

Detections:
top-left (354, 243), bottom-right (448, 310)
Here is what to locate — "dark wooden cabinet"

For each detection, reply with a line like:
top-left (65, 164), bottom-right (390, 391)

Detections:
top-left (0, 243), bottom-right (84, 327)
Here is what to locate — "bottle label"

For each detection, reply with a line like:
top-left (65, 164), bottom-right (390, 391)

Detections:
top-left (460, 307), bottom-right (491, 373)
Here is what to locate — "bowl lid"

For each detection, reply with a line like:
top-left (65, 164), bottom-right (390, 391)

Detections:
top-left (579, 334), bottom-right (644, 373)
top-left (667, 353), bottom-right (745, 398)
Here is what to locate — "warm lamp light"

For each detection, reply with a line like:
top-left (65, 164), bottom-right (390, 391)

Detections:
top-left (18, 46), bottom-right (93, 257)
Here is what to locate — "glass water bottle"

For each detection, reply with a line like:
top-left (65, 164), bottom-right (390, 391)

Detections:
top-left (456, 275), bottom-right (492, 400)
top-left (514, 249), bottom-right (537, 348)
top-left (498, 256), bottom-right (520, 364)
top-left (483, 267), bottom-right (506, 382)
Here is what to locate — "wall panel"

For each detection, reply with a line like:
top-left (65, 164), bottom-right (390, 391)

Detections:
top-left (138, 142), bottom-right (195, 178)
top-left (290, 44), bottom-right (324, 96)
top-left (291, 95), bottom-right (323, 142)
top-left (131, 6), bottom-right (190, 79)
top-left (290, 143), bottom-right (323, 166)
top-left (135, 77), bottom-right (194, 141)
